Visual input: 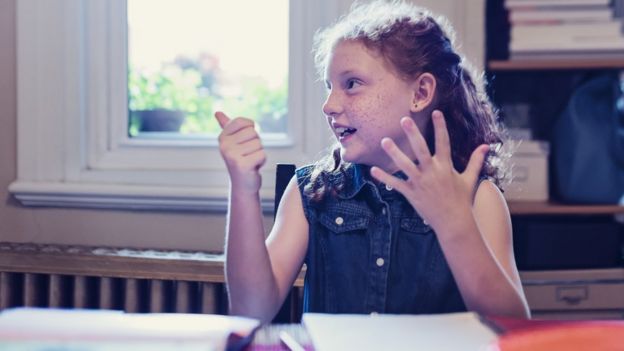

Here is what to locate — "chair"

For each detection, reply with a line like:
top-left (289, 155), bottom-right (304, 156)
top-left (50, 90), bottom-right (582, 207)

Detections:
top-left (274, 164), bottom-right (296, 215)
top-left (271, 164), bottom-right (301, 323)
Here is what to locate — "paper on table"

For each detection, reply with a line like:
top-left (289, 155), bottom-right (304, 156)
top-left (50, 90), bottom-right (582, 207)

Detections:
top-left (303, 312), bottom-right (497, 351)
top-left (0, 308), bottom-right (260, 351)
top-left (0, 340), bottom-right (218, 351)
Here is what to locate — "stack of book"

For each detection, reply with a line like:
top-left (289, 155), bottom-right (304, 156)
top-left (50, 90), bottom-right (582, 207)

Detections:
top-left (505, 0), bottom-right (624, 60)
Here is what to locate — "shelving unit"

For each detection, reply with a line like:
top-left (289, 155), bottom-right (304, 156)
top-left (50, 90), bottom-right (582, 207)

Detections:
top-left (485, 0), bottom-right (624, 318)
top-left (508, 201), bottom-right (624, 216)
top-left (489, 58), bottom-right (624, 71)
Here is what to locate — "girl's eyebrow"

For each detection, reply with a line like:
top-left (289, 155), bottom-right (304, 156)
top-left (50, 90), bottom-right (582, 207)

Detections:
top-left (325, 69), bottom-right (363, 86)
top-left (338, 69), bottom-right (357, 77)
top-left (326, 68), bottom-right (358, 80)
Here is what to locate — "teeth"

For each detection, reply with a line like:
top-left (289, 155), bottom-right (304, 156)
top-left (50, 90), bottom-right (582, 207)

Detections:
top-left (335, 127), bottom-right (357, 137)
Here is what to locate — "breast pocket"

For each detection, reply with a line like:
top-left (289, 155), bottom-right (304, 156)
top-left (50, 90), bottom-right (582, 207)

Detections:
top-left (400, 217), bottom-right (433, 235)
top-left (319, 211), bottom-right (371, 234)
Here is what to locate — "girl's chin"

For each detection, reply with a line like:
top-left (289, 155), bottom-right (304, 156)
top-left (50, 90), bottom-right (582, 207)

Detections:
top-left (339, 149), bottom-right (358, 163)
top-left (341, 149), bottom-right (394, 170)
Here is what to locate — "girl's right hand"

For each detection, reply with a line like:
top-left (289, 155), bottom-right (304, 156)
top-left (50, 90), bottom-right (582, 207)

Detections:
top-left (215, 111), bottom-right (267, 194)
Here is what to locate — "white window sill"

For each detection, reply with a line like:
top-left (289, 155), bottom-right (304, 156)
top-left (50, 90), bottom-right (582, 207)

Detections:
top-left (9, 181), bottom-right (275, 212)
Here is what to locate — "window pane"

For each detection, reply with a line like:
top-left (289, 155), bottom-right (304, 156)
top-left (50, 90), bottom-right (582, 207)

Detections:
top-left (127, 0), bottom-right (289, 138)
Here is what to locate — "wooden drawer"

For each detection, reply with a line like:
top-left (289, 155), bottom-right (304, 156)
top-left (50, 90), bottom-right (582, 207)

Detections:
top-left (521, 269), bottom-right (624, 314)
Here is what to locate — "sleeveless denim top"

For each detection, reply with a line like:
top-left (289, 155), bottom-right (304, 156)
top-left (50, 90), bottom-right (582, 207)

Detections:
top-left (296, 163), bottom-right (466, 314)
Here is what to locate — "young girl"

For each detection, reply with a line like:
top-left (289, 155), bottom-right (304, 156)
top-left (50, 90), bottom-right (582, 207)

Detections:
top-left (216, 1), bottom-right (530, 323)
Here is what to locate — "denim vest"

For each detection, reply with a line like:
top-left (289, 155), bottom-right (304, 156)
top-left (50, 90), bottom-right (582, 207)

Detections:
top-left (296, 163), bottom-right (466, 314)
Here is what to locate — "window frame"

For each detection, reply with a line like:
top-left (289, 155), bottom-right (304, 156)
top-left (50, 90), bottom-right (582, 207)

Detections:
top-left (10, 0), bottom-right (338, 211)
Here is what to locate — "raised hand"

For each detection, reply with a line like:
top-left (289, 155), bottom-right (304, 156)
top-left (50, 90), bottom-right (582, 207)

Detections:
top-left (370, 110), bottom-right (489, 231)
top-left (215, 111), bottom-right (267, 194)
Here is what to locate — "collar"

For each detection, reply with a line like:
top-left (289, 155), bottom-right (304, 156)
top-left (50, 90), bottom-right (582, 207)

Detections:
top-left (336, 163), bottom-right (409, 199)
top-left (336, 163), bottom-right (368, 199)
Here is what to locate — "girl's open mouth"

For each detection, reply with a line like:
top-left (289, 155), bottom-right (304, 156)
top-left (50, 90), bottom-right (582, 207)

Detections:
top-left (335, 127), bottom-right (357, 140)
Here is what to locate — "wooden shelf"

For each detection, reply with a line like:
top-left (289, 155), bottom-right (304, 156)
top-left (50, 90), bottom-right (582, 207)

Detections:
top-left (488, 58), bottom-right (624, 71)
top-left (508, 201), bottom-right (624, 216)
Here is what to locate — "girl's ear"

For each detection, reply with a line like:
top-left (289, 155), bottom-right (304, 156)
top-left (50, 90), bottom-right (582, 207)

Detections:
top-left (410, 73), bottom-right (437, 113)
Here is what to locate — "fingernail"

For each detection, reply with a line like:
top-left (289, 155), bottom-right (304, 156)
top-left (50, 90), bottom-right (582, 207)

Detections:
top-left (400, 117), bottom-right (413, 128)
top-left (482, 144), bottom-right (490, 155)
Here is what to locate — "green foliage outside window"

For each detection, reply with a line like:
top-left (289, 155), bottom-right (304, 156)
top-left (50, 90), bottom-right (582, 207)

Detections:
top-left (128, 54), bottom-right (287, 136)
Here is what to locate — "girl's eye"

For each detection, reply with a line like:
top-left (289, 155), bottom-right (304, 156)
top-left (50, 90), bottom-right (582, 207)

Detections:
top-left (346, 78), bottom-right (361, 90)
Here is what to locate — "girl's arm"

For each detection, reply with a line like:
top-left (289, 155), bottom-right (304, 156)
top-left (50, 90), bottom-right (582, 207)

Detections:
top-left (217, 112), bottom-right (308, 323)
top-left (371, 111), bottom-right (530, 318)
top-left (434, 180), bottom-right (530, 318)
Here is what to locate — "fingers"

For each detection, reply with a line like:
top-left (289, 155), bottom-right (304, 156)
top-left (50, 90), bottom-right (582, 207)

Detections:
top-left (381, 137), bottom-right (420, 176)
top-left (219, 125), bottom-right (262, 156)
top-left (228, 125), bottom-right (260, 144)
top-left (236, 148), bottom-right (267, 171)
top-left (217, 115), bottom-right (255, 137)
top-left (216, 111), bottom-right (256, 139)
top-left (215, 111), bottom-right (230, 129)
top-left (370, 166), bottom-right (409, 194)
top-left (432, 110), bottom-right (451, 161)
top-left (237, 138), bottom-right (264, 157)
top-left (248, 149), bottom-right (267, 170)
top-left (216, 110), bottom-right (265, 166)
top-left (400, 117), bottom-right (432, 167)
top-left (464, 144), bottom-right (490, 184)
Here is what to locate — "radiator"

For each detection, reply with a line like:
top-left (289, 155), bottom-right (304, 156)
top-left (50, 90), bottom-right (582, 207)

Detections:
top-left (0, 243), bottom-right (228, 314)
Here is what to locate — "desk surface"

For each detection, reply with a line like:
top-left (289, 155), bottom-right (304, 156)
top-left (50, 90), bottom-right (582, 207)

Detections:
top-left (252, 316), bottom-right (624, 351)
top-left (250, 324), bottom-right (312, 351)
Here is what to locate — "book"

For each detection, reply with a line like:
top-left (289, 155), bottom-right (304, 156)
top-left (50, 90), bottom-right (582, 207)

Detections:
top-left (510, 50), bottom-right (624, 61)
top-left (511, 20), bottom-right (623, 41)
top-left (302, 312), bottom-right (497, 351)
top-left (484, 316), bottom-right (624, 351)
top-left (0, 308), bottom-right (260, 351)
top-left (510, 36), bottom-right (624, 52)
top-left (616, 0), bottom-right (624, 17)
top-left (505, 0), bottom-right (612, 10)
top-left (509, 7), bottom-right (613, 25)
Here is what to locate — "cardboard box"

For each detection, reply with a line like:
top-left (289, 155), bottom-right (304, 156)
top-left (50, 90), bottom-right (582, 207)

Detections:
top-left (505, 140), bottom-right (550, 202)
top-left (521, 268), bottom-right (624, 320)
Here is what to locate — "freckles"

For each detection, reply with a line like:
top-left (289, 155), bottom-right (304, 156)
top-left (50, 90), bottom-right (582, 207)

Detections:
top-left (363, 93), bottom-right (388, 126)
top-left (352, 96), bottom-right (386, 130)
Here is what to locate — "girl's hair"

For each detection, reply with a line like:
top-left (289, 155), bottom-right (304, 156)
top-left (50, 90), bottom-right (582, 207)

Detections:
top-left (306, 0), bottom-right (508, 201)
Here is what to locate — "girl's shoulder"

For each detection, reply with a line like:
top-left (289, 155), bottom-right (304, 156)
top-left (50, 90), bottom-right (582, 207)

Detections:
top-left (295, 163), bottom-right (350, 186)
top-left (295, 163), bottom-right (315, 178)
top-left (474, 178), bottom-right (508, 212)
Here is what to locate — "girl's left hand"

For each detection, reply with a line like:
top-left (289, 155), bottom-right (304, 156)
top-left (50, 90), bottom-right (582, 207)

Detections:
top-left (370, 110), bottom-right (490, 231)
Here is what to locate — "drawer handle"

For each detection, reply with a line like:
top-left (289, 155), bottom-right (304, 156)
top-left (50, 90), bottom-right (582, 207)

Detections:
top-left (556, 286), bottom-right (588, 306)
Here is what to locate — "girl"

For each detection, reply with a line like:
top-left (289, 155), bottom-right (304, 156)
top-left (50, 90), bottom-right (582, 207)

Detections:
top-left (216, 0), bottom-right (530, 323)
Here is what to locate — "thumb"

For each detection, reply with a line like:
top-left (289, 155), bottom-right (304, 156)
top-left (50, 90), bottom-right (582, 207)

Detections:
top-left (464, 144), bottom-right (490, 184)
top-left (214, 111), bottom-right (231, 129)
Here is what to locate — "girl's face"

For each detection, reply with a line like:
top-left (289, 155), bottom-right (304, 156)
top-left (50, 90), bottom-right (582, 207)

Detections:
top-left (323, 40), bottom-right (423, 172)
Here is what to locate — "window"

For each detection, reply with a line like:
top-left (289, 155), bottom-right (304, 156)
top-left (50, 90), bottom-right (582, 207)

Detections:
top-left (10, 0), bottom-right (341, 211)
top-left (126, 0), bottom-right (289, 139)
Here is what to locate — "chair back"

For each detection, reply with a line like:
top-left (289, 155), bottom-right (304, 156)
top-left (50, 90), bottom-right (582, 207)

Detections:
top-left (274, 164), bottom-right (296, 219)
top-left (272, 163), bottom-right (299, 323)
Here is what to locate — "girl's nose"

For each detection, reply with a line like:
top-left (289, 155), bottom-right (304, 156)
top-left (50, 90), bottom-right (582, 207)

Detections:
top-left (322, 90), bottom-right (342, 117)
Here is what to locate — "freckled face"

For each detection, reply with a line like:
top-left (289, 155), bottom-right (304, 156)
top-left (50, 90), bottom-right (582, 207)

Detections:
top-left (322, 40), bottom-right (417, 172)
